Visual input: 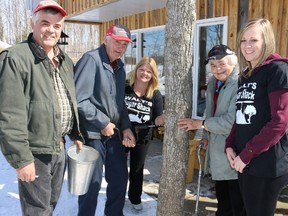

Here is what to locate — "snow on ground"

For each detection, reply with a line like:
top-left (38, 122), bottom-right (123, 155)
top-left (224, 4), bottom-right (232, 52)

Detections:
top-left (0, 143), bottom-right (157, 216)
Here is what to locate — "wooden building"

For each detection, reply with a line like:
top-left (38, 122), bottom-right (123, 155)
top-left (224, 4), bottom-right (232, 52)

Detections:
top-left (58, 0), bottom-right (288, 120)
top-left (55, 0), bottom-right (288, 179)
top-left (59, 0), bottom-right (288, 56)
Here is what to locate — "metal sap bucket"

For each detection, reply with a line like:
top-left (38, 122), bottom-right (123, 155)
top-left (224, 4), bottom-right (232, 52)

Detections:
top-left (67, 145), bottom-right (99, 195)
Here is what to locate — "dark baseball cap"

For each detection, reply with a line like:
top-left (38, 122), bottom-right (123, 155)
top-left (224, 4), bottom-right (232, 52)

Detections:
top-left (106, 24), bottom-right (133, 43)
top-left (205, 44), bottom-right (235, 64)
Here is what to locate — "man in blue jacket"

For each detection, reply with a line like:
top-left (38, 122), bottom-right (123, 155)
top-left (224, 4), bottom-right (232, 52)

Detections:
top-left (74, 24), bottom-right (136, 216)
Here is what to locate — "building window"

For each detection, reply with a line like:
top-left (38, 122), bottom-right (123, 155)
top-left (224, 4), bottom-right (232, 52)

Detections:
top-left (192, 16), bottom-right (228, 119)
top-left (124, 17), bottom-right (227, 112)
top-left (124, 26), bottom-right (165, 95)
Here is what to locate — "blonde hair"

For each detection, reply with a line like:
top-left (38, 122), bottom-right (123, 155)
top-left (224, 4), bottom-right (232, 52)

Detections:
top-left (127, 57), bottom-right (159, 98)
top-left (237, 18), bottom-right (275, 78)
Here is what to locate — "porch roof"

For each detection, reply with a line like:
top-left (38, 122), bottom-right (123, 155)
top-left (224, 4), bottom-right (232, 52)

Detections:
top-left (64, 0), bottom-right (167, 23)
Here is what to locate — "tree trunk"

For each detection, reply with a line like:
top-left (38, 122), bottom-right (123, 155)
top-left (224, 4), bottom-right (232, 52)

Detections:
top-left (157, 0), bottom-right (196, 215)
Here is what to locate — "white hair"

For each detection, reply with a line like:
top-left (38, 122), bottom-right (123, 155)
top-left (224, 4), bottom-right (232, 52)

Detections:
top-left (205, 54), bottom-right (238, 73)
top-left (31, 8), bottom-right (63, 25)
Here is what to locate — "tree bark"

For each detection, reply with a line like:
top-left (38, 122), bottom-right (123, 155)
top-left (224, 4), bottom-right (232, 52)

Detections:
top-left (157, 0), bottom-right (196, 215)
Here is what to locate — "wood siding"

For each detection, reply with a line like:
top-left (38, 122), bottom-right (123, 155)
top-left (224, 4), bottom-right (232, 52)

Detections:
top-left (59, 0), bottom-right (288, 57)
top-left (60, 0), bottom-right (116, 16)
top-left (99, 8), bottom-right (166, 43)
top-left (197, 0), bottom-right (288, 56)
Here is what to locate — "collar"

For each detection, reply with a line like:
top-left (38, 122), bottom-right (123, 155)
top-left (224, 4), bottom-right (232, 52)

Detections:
top-left (243, 53), bottom-right (288, 77)
top-left (99, 44), bottom-right (124, 72)
top-left (261, 53), bottom-right (288, 66)
top-left (27, 33), bottom-right (65, 62)
top-left (215, 80), bottom-right (224, 93)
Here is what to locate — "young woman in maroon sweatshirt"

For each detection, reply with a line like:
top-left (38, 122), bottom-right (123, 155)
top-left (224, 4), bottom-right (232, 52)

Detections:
top-left (225, 18), bottom-right (288, 216)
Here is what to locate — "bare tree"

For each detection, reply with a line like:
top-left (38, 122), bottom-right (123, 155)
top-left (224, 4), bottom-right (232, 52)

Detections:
top-left (0, 0), bottom-right (99, 61)
top-left (157, 0), bottom-right (196, 215)
top-left (0, 0), bottom-right (30, 44)
top-left (0, 0), bottom-right (4, 42)
top-left (62, 23), bottom-right (99, 63)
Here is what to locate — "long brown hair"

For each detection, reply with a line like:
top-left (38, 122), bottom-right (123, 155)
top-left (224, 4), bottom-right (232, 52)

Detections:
top-left (237, 18), bottom-right (275, 78)
top-left (127, 57), bottom-right (159, 98)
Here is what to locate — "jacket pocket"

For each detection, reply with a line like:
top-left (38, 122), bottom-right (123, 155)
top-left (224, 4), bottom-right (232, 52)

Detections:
top-left (27, 101), bottom-right (53, 147)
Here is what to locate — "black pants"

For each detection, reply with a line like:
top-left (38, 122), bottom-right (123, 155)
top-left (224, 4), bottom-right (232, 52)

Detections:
top-left (239, 172), bottom-right (288, 216)
top-left (126, 140), bottom-right (150, 204)
top-left (215, 180), bottom-right (246, 216)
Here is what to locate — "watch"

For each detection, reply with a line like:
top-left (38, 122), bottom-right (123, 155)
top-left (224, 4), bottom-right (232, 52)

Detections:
top-left (201, 120), bottom-right (205, 129)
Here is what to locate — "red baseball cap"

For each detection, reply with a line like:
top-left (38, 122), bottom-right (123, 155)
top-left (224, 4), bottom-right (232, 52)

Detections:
top-left (106, 24), bottom-right (133, 43)
top-left (34, 0), bottom-right (67, 17)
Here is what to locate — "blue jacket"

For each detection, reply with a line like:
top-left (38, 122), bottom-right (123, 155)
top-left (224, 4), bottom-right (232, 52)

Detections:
top-left (74, 44), bottom-right (131, 139)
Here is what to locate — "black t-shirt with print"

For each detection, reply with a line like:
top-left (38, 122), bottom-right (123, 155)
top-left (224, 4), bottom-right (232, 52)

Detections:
top-left (235, 60), bottom-right (288, 177)
top-left (124, 85), bottom-right (163, 143)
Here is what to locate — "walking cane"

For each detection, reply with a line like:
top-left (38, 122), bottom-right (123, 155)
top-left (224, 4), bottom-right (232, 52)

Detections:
top-left (195, 142), bottom-right (204, 216)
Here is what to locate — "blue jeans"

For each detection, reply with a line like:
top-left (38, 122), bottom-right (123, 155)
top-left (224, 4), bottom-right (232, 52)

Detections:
top-left (18, 147), bottom-right (66, 216)
top-left (78, 136), bottom-right (128, 216)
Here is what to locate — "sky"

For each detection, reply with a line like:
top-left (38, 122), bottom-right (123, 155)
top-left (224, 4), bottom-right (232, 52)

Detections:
top-left (0, 139), bottom-right (157, 216)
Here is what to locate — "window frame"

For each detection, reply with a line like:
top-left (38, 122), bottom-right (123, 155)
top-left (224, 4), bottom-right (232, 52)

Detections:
top-left (192, 16), bottom-right (228, 120)
top-left (129, 25), bottom-right (165, 63)
top-left (124, 25), bottom-right (166, 95)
